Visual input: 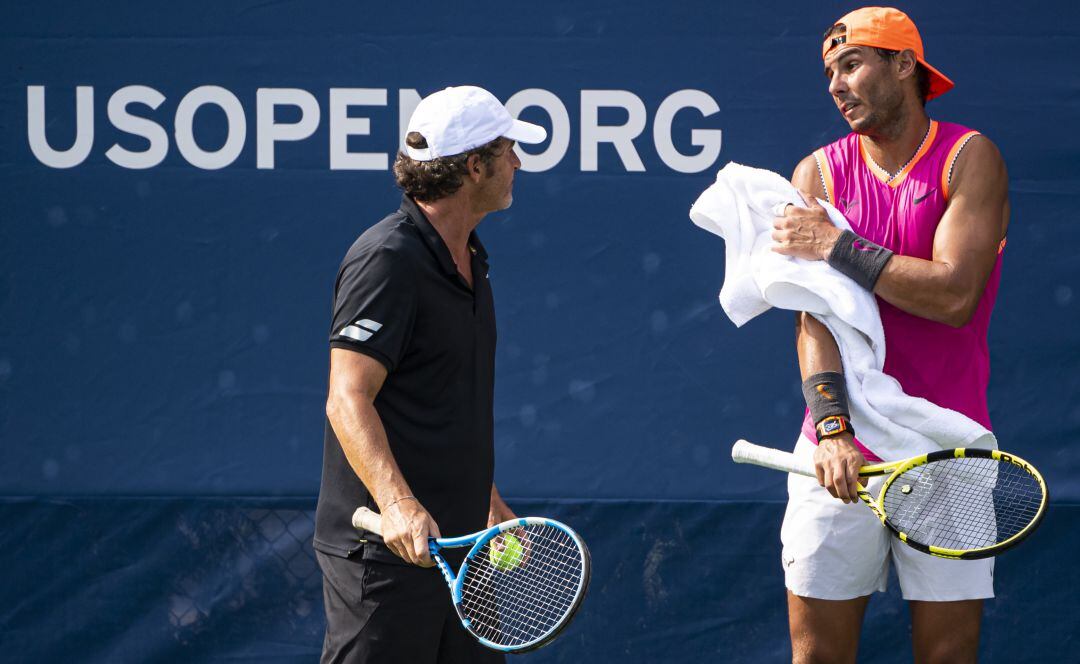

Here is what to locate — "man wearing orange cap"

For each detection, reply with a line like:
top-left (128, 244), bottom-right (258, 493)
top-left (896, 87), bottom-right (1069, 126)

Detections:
top-left (771, 7), bottom-right (1009, 663)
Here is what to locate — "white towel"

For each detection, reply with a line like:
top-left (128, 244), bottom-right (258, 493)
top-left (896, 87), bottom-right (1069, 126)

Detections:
top-left (690, 162), bottom-right (996, 461)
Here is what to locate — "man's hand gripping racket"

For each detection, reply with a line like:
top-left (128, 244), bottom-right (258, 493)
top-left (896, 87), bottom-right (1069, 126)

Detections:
top-left (732, 439), bottom-right (1048, 559)
top-left (353, 507), bottom-right (591, 653)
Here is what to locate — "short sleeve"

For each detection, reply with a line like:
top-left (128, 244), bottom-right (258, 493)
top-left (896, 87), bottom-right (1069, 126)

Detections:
top-left (329, 247), bottom-right (417, 372)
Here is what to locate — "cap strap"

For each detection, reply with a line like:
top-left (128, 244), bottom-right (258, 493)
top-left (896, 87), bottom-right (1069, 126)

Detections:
top-left (405, 146), bottom-right (435, 161)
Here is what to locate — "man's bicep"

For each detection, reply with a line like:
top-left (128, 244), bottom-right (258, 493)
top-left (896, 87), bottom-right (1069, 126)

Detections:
top-left (932, 137), bottom-right (1008, 282)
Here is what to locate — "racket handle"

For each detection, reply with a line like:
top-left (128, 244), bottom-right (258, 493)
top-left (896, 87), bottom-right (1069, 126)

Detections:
top-left (731, 439), bottom-right (816, 477)
top-left (352, 507), bottom-right (383, 535)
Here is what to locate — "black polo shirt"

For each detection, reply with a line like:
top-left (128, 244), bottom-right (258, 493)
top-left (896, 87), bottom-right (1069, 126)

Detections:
top-left (314, 195), bottom-right (497, 563)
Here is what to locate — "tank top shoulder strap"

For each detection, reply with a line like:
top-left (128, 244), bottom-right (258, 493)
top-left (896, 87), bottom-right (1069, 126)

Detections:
top-left (939, 124), bottom-right (982, 200)
top-left (812, 148), bottom-right (835, 204)
top-left (813, 133), bottom-right (859, 204)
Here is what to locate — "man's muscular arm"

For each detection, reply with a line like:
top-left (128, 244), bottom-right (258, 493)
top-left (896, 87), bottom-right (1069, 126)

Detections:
top-left (791, 155), bottom-right (865, 503)
top-left (326, 348), bottom-right (441, 567)
top-left (774, 137), bottom-right (1009, 327)
top-left (875, 138), bottom-right (1009, 326)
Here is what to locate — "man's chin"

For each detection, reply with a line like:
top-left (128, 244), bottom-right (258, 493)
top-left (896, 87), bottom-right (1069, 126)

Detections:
top-left (845, 116), bottom-right (872, 134)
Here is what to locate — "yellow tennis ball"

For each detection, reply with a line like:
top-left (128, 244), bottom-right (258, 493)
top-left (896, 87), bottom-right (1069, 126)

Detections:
top-left (488, 533), bottom-right (524, 571)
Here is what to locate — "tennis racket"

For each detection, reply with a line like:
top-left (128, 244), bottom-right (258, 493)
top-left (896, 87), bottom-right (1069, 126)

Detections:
top-left (352, 507), bottom-right (591, 653)
top-left (731, 439), bottom-right (1048, 560)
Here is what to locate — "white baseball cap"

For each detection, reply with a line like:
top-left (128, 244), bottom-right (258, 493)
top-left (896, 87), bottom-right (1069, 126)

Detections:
top-left (404, 86), bottom-right (548, 161)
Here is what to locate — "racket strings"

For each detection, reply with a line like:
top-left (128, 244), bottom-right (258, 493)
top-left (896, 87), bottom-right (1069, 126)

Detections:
top-left (461, 528), bottom-right (581, 644)
top-left (458, 523), bottom-right (585, 647)
top-left (460, 531), bottom-right (580, 644)
top-left (882, 456), bottom-right (1044, 552)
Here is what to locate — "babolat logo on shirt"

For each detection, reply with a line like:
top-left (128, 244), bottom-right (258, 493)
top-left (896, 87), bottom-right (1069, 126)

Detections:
top-left (338, 319), bottom-right (383, 342)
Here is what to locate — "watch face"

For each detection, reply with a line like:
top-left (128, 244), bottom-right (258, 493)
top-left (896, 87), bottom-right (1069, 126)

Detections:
top-left (822, 419), bottom-right (842, 435)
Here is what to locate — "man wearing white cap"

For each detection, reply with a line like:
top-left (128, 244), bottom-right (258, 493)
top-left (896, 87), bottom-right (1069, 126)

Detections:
top-left (314, 85), bottom-right (547, 663)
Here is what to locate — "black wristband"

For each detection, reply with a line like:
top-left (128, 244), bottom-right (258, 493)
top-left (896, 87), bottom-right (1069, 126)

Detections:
top-left (802, 371), bottom-right (851, 424)
top-left (826, 230), bottom-right (894, 291)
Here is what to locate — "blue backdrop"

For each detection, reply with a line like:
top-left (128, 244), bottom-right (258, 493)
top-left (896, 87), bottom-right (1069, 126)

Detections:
top-left (3, 1), bottom-right (1078, 661)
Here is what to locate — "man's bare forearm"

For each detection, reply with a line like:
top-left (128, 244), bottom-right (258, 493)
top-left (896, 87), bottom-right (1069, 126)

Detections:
top-left (326, 349), bottom-right (440, 566)
top-left (796, 312), bottom-right (843, 379)
top-left (796, 313), bottom-right (861, 501)
top-left (872, 253), bottom-right (990, 327)
top-left (326, 390), bottom-right (413, 510)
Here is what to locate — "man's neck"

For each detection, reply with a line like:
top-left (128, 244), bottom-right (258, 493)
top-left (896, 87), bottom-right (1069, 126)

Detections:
top-left (415, 195), bottom-right (484, 262)
top-left (861, 106), bottom-right (931, 175)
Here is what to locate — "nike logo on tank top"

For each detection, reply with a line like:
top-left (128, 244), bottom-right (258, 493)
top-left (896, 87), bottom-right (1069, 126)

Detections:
top-left (802, 121), bottom-right (1002, 461)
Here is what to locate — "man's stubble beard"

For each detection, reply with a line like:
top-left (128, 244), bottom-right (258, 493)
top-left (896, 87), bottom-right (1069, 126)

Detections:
top-left (481, 169), bottom-right (514, 213)
top-left (852, 82), bottom-right (909, 141)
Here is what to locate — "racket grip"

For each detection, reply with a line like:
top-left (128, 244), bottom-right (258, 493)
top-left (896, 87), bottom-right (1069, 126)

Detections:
top-left (731, 439), bottom-right (816, 477)
top-left (352, 507), bottom-right (383, 535)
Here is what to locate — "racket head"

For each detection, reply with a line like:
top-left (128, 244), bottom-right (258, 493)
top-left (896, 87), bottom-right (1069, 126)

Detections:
top-left (442, 517), bottom-right (591, 653)
top-left (877, 448), bottom-right (1049, 559)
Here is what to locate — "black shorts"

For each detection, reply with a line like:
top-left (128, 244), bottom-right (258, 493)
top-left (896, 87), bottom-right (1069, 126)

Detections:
top-left (317, 550), bottom-right (505, 664)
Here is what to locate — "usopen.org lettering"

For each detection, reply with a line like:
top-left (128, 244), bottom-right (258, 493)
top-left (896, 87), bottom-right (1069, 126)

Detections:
top-left (26, 86), bottom-right (723, 174)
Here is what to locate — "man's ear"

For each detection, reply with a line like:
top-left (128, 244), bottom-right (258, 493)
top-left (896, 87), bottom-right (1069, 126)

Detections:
top-left (896, 49), bottom-right (919, 81)
top-left (467, 153), bottom-right (484, 182)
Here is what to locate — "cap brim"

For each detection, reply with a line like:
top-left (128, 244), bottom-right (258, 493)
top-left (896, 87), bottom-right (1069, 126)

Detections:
top-left (504, 119), bottom-right (547, 144)
top-left (921, 59), bottom-right (954, 101)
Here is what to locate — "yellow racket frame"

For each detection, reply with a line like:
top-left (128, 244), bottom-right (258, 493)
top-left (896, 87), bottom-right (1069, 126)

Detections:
top-left (856, 447), bottom-right (1049, 560)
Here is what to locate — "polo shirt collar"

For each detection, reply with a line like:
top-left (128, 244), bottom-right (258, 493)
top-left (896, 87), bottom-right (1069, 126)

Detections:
top-left (400, 196), bottom-right (489, 276)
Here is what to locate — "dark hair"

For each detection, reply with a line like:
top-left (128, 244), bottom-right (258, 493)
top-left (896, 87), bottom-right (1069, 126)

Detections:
top-left (822, 23), bottom-right (930, 106)
top-left (393, 134), bottom-right (507, 202)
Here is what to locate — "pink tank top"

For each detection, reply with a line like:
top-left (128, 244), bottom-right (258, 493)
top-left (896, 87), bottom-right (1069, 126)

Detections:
top-left (800, 120), bottom-right (1003, 461)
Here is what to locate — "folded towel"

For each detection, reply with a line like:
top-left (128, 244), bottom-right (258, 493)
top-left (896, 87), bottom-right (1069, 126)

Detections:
top-left (690, 162), bottom-right (996, 460)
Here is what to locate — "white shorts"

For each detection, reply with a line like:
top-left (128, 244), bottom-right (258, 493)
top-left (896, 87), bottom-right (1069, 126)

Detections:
top-left (780, 435), bottom-right (994, 601)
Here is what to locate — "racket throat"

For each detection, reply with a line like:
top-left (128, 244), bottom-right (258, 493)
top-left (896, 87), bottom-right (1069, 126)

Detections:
top-left (432, 547), bottom-right (457, 589)
top-left (856, 485), bottom-right (888, 524)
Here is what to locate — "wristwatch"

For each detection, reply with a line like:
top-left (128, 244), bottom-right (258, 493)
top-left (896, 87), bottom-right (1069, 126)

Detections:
top-left (816, 415), bottom-right (853, 441)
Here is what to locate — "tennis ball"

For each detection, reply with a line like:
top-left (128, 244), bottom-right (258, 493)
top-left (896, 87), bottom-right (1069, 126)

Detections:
top-left (488, 533), bottom-right (524, 571)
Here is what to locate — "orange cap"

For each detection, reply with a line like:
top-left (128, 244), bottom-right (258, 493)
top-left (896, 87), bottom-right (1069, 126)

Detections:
top-left (822, 7), bottom-right (954, 100)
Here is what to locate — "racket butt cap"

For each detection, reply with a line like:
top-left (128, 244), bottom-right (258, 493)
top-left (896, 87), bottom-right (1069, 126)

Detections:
top-left (352, 507), bottom-right (383, 534)
top-left (731, 439), bottom-right (756, 463)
